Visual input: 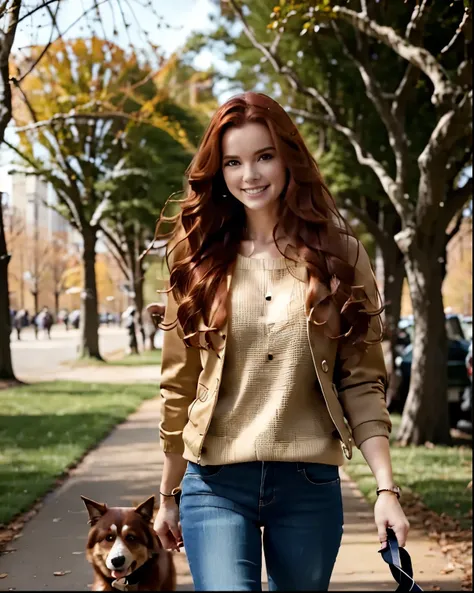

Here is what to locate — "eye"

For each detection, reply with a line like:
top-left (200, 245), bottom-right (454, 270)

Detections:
top-left (259, 152), bottom-right (273, 161)
top-left (125, 534), bottom-right (136, 542)
top-left (224, 159), bottom-right (239, 167)
top-left (105, 534), bottom-right (115, 542)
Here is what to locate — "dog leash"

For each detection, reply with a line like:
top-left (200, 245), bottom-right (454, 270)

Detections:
top-left (379, 528), bottom-right (423, 591)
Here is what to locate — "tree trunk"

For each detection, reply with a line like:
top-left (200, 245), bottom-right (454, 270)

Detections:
top-left (396, 238), bottom-right (451, 445)
top-left (380, 242), bottom-right (405, 370)
top-left (132, 262), bottom-right (145, 351)
top-left (0, 197), bottom-right (16, 380)
top-left (79, 228), bottom-right (102, 359)
top-left (32, 289), bottom-right (39, 316)
top-left (380, 239), bottom-right (405, 415)
top-left (54, 291), bottom-right (60, 318)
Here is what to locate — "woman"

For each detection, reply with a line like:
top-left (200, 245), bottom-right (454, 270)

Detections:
top-left (152, 92), bottom-right (409, 591)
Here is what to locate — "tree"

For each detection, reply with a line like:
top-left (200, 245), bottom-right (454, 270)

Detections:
top-left (0, 0), bottom-right (169, 375)
top-left (98, 54), bottom-right (213, 350)
top-left (214, 0), bottom-right (472, 445)
top-left (9, 37), bottom-right (194, 359)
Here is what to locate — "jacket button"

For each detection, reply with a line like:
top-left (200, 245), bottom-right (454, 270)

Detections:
top-left (321, 360), bottom-right (329, 372)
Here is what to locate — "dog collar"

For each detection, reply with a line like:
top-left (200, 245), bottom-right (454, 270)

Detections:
top-left (111, 557), bottom-right (156, 591)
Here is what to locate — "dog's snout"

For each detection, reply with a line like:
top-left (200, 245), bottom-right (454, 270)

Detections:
top-left (111, 555), bottom-right (126, 568)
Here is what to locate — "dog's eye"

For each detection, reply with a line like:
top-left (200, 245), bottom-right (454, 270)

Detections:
top-left (125, 534), bottom-right (136, 542)
top-left (105, 534), bottom-right (115, 542)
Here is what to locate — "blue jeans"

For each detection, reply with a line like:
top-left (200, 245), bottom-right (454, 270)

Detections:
top-left (180, 460), bottom-right (344, 591)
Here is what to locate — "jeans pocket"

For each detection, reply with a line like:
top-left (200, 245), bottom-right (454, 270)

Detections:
top-left (186, 461), bottom-right (224, 478)
top-left (297, 462), bottom-right (340, 486)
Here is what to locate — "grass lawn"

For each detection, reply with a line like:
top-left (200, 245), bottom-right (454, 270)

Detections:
top-left (67, 349), bottom-right (162, 367)
top-left (108, 349), bottom-right (162, 366)
top-left (344, 414), bottom-right (472, 529)
top-left (0, 381), bottom-right (158, 526)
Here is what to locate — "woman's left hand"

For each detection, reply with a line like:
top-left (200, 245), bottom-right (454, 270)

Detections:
top-left (374, 492), bottom-right (410, 550)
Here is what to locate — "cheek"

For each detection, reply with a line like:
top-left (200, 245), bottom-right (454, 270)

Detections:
top-left (222, 168), bottom-right (239, 191)
top-left (91, 544), bottom-right (109, 567)
top-left (266, 161), bottom-right (286, 193)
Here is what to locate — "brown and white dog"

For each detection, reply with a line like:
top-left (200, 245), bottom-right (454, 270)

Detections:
top-left (81, 495), bottom-right (176, 591)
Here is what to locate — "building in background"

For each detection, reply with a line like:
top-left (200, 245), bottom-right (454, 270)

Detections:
top-left (4, 173), bottom-right (128, 317)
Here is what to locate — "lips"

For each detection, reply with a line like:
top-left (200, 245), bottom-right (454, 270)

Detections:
top-left (242, 185), bottom-right (269, 195)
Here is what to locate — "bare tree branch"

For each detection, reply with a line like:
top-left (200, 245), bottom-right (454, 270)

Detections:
top-left (0, 0), bottom-right (21, 140)
top-left (331, 21), bottom-right (409, 197)
top-left (332, 5), bottom-right (458, 107)
top-left (441, 6), bottom-right (471, 54)
top-left (99, 223), bottom-right (130, 279)
top-left (342, 195), bottom-right (389, 249)
top-left (228, 0), bottom-right (337, 120)
top-left (286, 106), bottom-right (409, 220)
top-left (405, 0), bottom-right (430, 40)
top-left (417, 90), bottom-right (473, 226)
top-left (14, 110), bottom-right (141, 132)
top-left (444, 177), bottom-right (473, 229)
top-left (446, 209), bottom-right (464, 245)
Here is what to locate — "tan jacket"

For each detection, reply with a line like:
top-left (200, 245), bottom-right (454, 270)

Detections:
top-left (159, 239), bottom-right (391, 463)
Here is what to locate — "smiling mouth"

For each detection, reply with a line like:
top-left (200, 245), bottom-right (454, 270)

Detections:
top-left (242, 185), bottom-right (269, 195)
top-left (111, 560), bottom-right (136, 580)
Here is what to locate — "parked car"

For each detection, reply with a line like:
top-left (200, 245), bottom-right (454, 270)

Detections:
top-left (461, 315), bottom-right (472, 342)
top-left (389, 314), bottom-right (470, 426)
top-left (456, 342), bottom-right (472, 434)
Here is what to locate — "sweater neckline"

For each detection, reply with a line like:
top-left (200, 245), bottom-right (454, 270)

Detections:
top-left (235, 252), bottom-right (302, 270)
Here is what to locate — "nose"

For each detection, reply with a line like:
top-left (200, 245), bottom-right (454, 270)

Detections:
top-left (242, 163), bottom-right (261, 185)
top-left (111, 555), bottom-right (126, 568)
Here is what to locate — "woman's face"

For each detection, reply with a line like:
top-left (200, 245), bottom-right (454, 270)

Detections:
top-left (221, 122), bottom-right (287, 215)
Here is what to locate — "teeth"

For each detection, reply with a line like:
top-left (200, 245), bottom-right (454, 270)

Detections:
top-left (244, 186), bottom-right (267, 195)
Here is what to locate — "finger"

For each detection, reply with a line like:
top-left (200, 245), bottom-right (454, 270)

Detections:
top-left (157, 531), bottom-right (176, 550)
top-left (169, 522), bottom-right (182, 546)
top-left (377, 523), bottom-right (389, 549)
top-left (156, 524), bottom-right (178, 550)
top-left (394, 523), bottom-right (410, 548)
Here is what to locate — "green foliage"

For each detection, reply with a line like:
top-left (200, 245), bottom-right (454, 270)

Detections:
top-left (0, 381), bottom-right (157, 525)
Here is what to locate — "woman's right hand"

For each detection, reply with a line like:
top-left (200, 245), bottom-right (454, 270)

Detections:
top-left (153, 499), bottom-right (183, 552)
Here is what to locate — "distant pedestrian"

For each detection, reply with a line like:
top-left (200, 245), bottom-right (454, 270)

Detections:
top-left (37, 306), bottom-right (54, 340)
top-left (13, 309), bottom-right (27, 340)
top-left (32, 313), bottom-right (39, 339)
top-left (122, 306), bottom-right (138, 354)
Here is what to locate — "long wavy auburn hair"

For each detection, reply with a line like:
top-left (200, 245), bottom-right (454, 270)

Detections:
top-left (152, 92), bottom-right (383, 355)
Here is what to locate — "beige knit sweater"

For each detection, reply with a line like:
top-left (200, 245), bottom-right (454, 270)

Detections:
top-left (200, 253), bottom-right (344, 466)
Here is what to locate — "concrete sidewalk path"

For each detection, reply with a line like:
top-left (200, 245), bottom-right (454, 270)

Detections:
top-left (0, 394), bottom-right (464, 591)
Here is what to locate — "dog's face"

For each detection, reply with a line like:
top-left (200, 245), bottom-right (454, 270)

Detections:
top-left (81, 496), bottom-right (160, 581)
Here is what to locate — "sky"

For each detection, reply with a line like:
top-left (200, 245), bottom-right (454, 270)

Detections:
top-left (1, 0), bottom-right (226, 195)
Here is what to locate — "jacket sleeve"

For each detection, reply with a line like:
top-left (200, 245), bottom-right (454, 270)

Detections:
top-left (159, 279), bottom-right (202, 455)
top-left (335, 240), bottom-right (392, 448)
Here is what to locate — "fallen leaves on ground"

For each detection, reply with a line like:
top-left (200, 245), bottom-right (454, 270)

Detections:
top-left (402, 491), bottom-right (472, 590)
top-left (0, 573), bottom-right (8, 579)
top-left (53, 570), bottom-right (71, 577)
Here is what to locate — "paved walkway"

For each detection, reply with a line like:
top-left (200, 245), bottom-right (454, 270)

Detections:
top-left (0, 369), bottom-right (465, 591)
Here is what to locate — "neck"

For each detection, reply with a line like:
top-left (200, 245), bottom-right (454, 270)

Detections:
top-left (243, 204), bottom-right (280, 244)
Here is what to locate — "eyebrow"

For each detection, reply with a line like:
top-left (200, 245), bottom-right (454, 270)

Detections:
top-left (223, 146), bottom-right (275, 160)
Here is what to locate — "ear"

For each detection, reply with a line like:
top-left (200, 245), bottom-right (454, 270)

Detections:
top-left (81, 496), bottom-right (108, 526)
top-left (134, 496), bottom-right (155, 523)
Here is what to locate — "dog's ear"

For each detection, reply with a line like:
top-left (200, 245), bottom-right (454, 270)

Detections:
top-left (81, 496), bottom-right (108, 526)
top-left (134, 496), bottom-right (155, 523)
